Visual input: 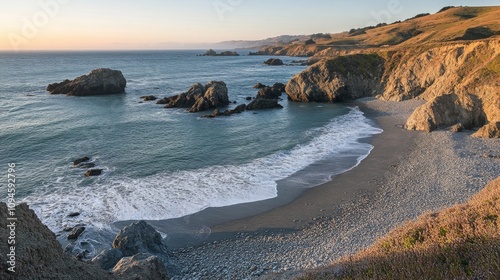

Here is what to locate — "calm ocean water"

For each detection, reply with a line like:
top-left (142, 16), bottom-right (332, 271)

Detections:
top-left (0, 50), bottom-right (382, 233)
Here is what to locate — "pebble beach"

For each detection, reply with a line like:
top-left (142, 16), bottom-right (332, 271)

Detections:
top-left (170, 98), bottom-right (500, 280)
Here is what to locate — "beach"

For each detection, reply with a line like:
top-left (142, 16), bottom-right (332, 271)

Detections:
top-left (168, 98), bottom-right (500, 279)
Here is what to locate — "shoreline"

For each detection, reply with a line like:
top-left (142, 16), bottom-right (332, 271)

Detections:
top-left (168, 98), bottom-right (499, 279)
top-left (115, 99), bottom-right (405, 249)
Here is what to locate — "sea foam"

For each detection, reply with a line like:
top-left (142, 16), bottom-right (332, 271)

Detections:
top-left (24, 107), bottom-right (382, 232)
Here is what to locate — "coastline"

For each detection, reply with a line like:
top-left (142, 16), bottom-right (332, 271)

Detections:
top-left (166, 97), bottom-right (499, 279)
top-left (115, 98), bottom-right (409, 248)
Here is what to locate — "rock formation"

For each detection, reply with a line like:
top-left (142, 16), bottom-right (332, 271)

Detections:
top-left (264, 58), bottom-right (284, 66)
top-left (47, 68), bottom-right (126, 96)
top-left (200, 49), bottom-right (239, 56)
top-left (92, 220), bottom-right (172, 278)
top-left (286, 53), bottom-right (385, 102)
top-left (284, 39), bottom-right (499, 137)
top-left (159, 81), bottom-right (230, 113)
top-left (246, 98), bottom-right (283, 110)
top-left (0, 203), bottom-right (115, 280)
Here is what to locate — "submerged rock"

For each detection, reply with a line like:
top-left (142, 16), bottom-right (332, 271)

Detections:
top-left (73, 156), bottom-right (90, 166)
top-left (84, 169), bottom-right (103, 177)
top-left (67, 226), bottom-right (85, 240)
top-left (141, 95), bottom-right (158, 101)
top-left (47, 68), bottom-right (126, 96)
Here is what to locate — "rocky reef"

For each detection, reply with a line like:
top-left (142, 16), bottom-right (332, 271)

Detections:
top-left (47, 68), bottom-right (126, 96)
top-left (157, 81), bottom-right (230, 113)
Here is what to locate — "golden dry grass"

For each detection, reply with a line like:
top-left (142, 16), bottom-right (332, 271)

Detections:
top-left (301, 177), bottom-right (500, 279)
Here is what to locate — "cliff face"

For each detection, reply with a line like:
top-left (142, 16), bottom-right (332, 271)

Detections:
top-left (285, 39), bottom-right (500, 137)
top-left (0, 203), bottom-right (115, 280)
top-left (286, 54), bottom-right (385, 102)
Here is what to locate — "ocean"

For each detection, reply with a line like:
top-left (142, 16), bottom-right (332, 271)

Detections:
top-left (0, 50), bottom-right (382, 239)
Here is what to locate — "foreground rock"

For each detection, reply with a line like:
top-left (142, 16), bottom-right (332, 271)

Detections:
top-left (47, 68), bottom-right (126, 96)
top-left (0, 203), bottom-right (115, 279)
top-left (112, 253), bottom-right (169, 280)
top-left (158, 81), bottom-right (229, 113)
top-left (472, 121), bottom-right (500, 138)
top-left (286, 54), bottom-right (385, 102)
top-left (92, 220), bottom-right (172, 278)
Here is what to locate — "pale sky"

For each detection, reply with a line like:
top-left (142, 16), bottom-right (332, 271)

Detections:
top-left (1, 0), bottom-right (498, 51)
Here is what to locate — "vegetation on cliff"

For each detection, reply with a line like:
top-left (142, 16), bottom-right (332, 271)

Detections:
top-left (282, 6), bottom-right (499, 137)
top-left (301, 177), bottom-right (500, 279)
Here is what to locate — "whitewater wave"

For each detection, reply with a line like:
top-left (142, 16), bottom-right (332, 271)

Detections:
top-left (23, 107), bottom-right (382, 232)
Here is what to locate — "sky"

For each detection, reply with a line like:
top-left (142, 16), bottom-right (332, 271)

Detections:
top-left (0, 0), bottom-right (498, 51)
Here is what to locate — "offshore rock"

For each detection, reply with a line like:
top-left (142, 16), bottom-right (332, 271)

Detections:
top-left (264, 58), bottom-right (284, 66)
top-left (161, 81), bottom-right (229, 113)
top-left (47, 68), bottom-right (126, 96)
top-left (246, 98), bottom-right (283, 110)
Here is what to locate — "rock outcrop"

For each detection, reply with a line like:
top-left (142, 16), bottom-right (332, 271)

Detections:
top-left (200, 49), bottom-right (239, 56)
top-left (285, 39), bottom-right (499, 137)
top-left (285, 53), bottom-right (385, 102)
top-left (159, 81), bottom-right (229, 113)
top-left (47, 68), bottom-right (126, 96)
top-left (0, 203), bottom-right (115, 280)
top-left (472, 121), bottom-right (500, 138)
top-left (92, 220), bottom-right (172, 278)
top-left (112, 253), bottom-right (169, 280)
top-left (264, 58), bottom-right (284, 66)
top-left (246, 98), bottom-right (283, 110)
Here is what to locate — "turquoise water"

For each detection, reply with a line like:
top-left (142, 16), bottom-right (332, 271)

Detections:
top-left (0, 50), bottom-right (382, 231)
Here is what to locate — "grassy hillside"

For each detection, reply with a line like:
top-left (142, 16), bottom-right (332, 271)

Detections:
top-left (300, 177), bottom-right (500, 279)
top-left (257, 6), bottom-right (500, 58)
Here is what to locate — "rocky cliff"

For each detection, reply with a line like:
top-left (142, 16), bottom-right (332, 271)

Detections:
top-left (0, 203), bottom-right (116, 280)
top-left (286, 54), bottom-right (385, 102)
top-left (285, 38), bottom-right (500, 137)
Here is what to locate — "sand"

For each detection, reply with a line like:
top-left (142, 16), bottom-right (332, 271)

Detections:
top-left (163, 98), bottom-right (500, 279)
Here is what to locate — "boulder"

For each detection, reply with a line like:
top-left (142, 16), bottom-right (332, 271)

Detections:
top-left (164, 81), bottom-right (229, 113)
top-left (92, 248), bottom-right (123, 270)
top-left (286, 54), bottom-right (385, 102)
top-left (47, 68), bottom-right (126, 96)
top-left (246, 99), bottom-right (283, 110)
top-left (84, 169), bottom-right (103, 177)
top-left (257, 86), bottom-right (282, 99)
top-left (264, 58), bottom-right (284, 66)
top-left (67, 226), bottom-right (85, 240)
top-left (112, 253), bottom-right (169, 280)
top-left (405, 93), bottom-right (486, 132)
top-left (450, 123), bottom-right (464, 133)
top-left (112, 220), bottom-right (168, 257)
top-left (472, 121), bottom-right (500, 138)
top-left (272, 82), bottom-right (287, 93)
